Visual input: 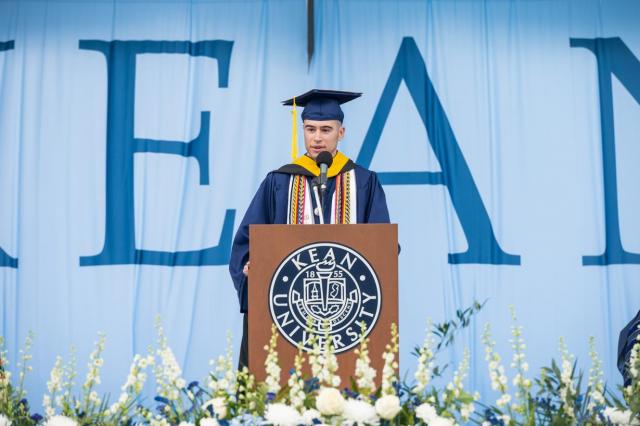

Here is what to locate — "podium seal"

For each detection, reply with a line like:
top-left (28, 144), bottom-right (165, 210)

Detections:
top-left (269, 242), bottom-right (381, 353)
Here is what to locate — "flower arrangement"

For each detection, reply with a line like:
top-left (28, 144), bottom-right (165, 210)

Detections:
top-left (0, 332), bottom-right (41, 425)
top-left (1, 303), bottom-right (639, 425)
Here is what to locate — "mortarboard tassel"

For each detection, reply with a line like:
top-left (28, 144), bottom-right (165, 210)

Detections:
top-left (291, 97), bottom-right (298, 161)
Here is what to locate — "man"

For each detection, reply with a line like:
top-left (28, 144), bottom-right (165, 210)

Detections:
top-left (229, 89), bottom-right (391, 367)
top-left (618, 309), bottom-right (640, 386)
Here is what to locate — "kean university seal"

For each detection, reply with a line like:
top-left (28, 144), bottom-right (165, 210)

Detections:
top-left (269, 242), bottom-right (381, 353)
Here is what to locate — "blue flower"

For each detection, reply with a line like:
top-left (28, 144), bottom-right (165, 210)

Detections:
top-left (304, 377), bottom-right (320, 392)
top-left (228, 413), bottom-right (264, 426)
top-left (392, 381), bottom-right (403, 397)
top-left (483, 408), bottom-right (504, 426)
top-left (154, 396), bottom-right (171, 405)
top-left (344, 388), bottom-right (358, 399)
top-left (576, 394), bottom-right (584, 409)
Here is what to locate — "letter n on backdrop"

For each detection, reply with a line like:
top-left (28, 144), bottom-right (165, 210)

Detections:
top-left (571, 37), bottom-right (640, 265)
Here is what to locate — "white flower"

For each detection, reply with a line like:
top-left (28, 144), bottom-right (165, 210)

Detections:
top-left (355, 355), bottom-right (377, 391)
top-left (374, 395), bottom-right (401, 420)
top-left (202, 397), bottom-right (227, 419)
top-left (0, 414), bottom-right (12, 426)
top-left (414, 321), bottom-right (435, 394)
top-left (603, 407), bottom-right (639, 425)
top-left (43, 416), bottom-right (79, 426)
top-left (557, 338), bottom-right (577, 420)
top-left (343, 398), bottom-right (379, 425)
top-left (177, 422), bottom-right (195, 426)
top-left (415, 402), bottom-right (437, 423)
top-left (460, 402), bottom-right (475, 421)
top-left (430, 416), bottom-right (456, 426)
top-left (265, 403), bottom-right (302, 426)
top-left (199, 419), bottom-right (220, 426)
top-left (301, 408), bottom-right (321, 425)
top-left (316, 387), bottom-right (345, 416)
top-left (288, 350), bottom-right (307, 411)
top-left (496, 393), bottom-right (511, 407)
top-left (264, 326), bottom-right (282, 395)
top-left (309, 330), bottom-right (341, 389)
top-left (380, 324), bottom-right (399, 396)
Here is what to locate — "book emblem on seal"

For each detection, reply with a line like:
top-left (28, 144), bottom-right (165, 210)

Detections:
top-left (269, 242), bottom-right (381, 353)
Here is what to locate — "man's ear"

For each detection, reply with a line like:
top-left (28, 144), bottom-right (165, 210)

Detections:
top-left (338, 126), bottom-right (345, 140)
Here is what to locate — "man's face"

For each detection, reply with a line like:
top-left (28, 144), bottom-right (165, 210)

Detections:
top-left (303, 119), bottom-right (345, 160)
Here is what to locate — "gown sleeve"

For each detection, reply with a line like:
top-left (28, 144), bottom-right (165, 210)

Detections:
top-left (618, 309), bottom-right (640, 386)
top-left (364, 171), bottom-right (391, 224)
top-left (363, 171), bottom-right (401, 253)
top-left (229, 174), bottom-right (277, 313)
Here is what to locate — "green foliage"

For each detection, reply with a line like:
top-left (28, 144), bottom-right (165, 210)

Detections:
top-left (412, 299), bottom-right (486, 379)
top-left (0, 333), bottom-right (38, 425)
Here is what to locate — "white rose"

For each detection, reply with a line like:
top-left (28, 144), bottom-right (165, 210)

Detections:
top-left (177, 422), bottom-right (195, 426)
top-left (264, 403), bottom-right (302, 426)
top-left (343, 398), bottom-right (378, 425)
top-left (212, 397), bottom-right (227, 419)
top-left (374, 395), bottom-right (401, 420)
top-left (301, 408), bottom-right (321, 425)
top-left (43, 416), bottom-right (78, 426)
top-left (415, 402), bottom-right (437, 423)
top-left (430, 416), bottom-right (456, 426)
top-left (202, 397), bottom-right (227, 419)
top-left (199, 418), bottom-right (220, 426)
top-left (316, 387), bottom-right (345, 416)
top-left (604, 407), bottom-right (639, 425)
top-left (0, 414), bottom-right (12, 426)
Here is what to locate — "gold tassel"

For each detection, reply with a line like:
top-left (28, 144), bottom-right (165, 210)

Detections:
top-left (291, 97), bottom-right (298, 161)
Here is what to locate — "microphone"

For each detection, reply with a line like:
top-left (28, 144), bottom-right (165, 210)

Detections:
top-left (316, 151), bottom-right (333, 195)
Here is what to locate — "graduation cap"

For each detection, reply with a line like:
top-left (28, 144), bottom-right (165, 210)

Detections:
top-left (283, 89), bottom-right (362, 160)
top-left (282, 89), bottom-right (362, 122)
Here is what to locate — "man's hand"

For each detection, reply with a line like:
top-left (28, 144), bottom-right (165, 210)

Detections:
top-left (243, 261), bottom-right (250, 277)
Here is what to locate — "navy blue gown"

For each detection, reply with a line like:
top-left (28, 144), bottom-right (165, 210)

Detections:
top-left (618, 310), bottom-right (640, 386)
top-left (229, 162), bottom-right (390, 313)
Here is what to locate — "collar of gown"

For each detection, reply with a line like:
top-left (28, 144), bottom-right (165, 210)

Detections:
top-left (290, 151), bottom-right (350, 177)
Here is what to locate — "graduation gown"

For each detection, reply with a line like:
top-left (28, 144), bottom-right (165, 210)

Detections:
top-left (618, 309), bottom-right (640, 385)
top-left (229, 154), bottom-right (390, 313)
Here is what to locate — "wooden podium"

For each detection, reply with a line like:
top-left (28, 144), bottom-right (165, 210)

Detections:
top-left (248, 224), bottom-right (398, 386)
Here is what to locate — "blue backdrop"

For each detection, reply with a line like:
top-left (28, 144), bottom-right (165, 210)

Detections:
top-left (1, 0), bottom-right (639, 408)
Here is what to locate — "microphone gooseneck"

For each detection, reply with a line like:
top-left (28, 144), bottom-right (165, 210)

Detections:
top-left (315, 151), bottom-right (334, 196)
